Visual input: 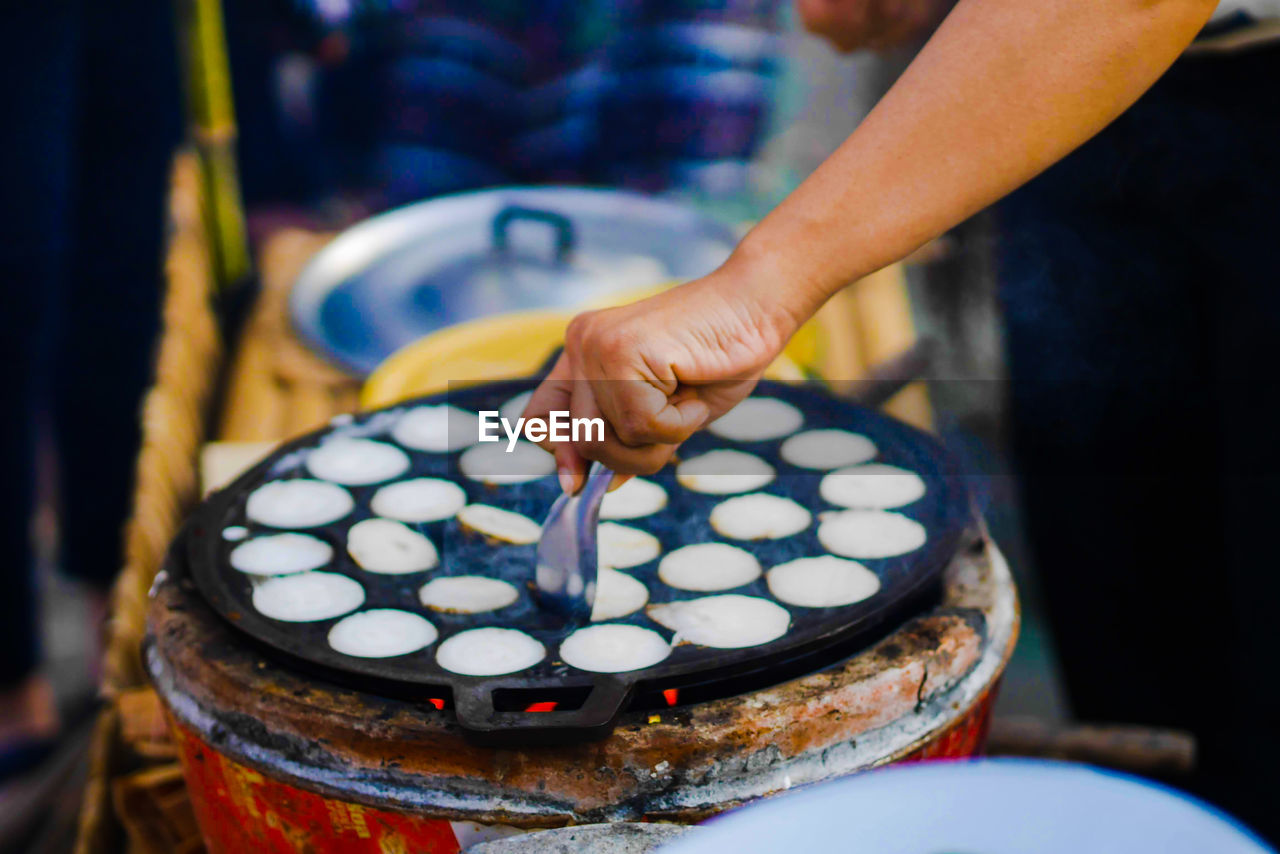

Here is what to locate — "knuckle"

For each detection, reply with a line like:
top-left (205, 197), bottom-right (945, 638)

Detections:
top-left (612, 410), bottom-right (653, 446)
top-left (566, 311), bottom-right (599, 349)
top-left (596, 326), bottom-right (636, 363)
top-left (572, 433), bottom-right (607, 460)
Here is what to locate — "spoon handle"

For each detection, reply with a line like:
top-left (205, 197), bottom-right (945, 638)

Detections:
top-left (534, 460), bottom-right (612, 622)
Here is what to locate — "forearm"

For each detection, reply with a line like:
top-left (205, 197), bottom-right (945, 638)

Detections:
top-left (738, 0), bottom-right (1216, 330)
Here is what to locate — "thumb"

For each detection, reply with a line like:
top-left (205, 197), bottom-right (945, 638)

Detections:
top-left (660, 395), bottom-right (711, 440)
top-left (553, 444), bottom-right (588, 495)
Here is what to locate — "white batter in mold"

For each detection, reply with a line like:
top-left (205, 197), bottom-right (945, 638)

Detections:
top-left (599, 477), bottom-right (668, 520)
top-left (817, 510), bottom-right (927, 559)
top-left (648, 594), bottom-right (791, 649)
top-left (251, 571), bottom-right (365, 622)
top-left (328, 609), bottom-right (438, 658)
top-left (418, 576), bottom-right (520, 614)
top-left (457, 504), bottom-right (542, 545)
top-left (499, 391), bottom-right (533, 425)
top-left (559, 625), bottom-right (671, 673)
top-left (707, 397), bottom-right (804, 442)
top-left (347, 518), bottom-right (439, 574)
top-left (766, 555), bottom-right (881, 608)
top-left (591, 568), bottom-right (650, 621)
top-left (246, 479), bottom-right (355, 528)
top-left (819, 464), bottom-right (927, 510)
top-left (598, 522), bottom-right (662, 569)
top-left (230, 533), bottom-right (333, 576)
top-left (657, 543), bottom-right (762, 592)
top-left (709, 493), bottom-right (812, 540)
top-left (370, 478), bottom-right (467, 523)
top-left (305, 438), bottom-right (410, 485)
top-left (436, 627), bottom-right (546, 676)
top-left (779, 429), bottom-right (877, 470)
top-left (675, 450), bottom-right (775, 495)
top-left (459, 441), bottom-right (556, 485)
top-left (391, 404), bottom-right (479, 453)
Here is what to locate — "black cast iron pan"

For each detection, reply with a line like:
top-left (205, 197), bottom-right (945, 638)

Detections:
top-left (182, 379), bottom-right (974, 745)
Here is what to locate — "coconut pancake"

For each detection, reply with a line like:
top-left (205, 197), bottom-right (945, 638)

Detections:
top-left (347, 518), bottom-right (439, 574)
top-left (328, 609), bottom-right (438, 658)
top-left (436, 627), bottom-right (545, 676)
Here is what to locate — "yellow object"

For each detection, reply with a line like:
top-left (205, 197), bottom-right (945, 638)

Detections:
top-left (847, 264), bottom-right (932, 430)
top-left (200, 441), bottom-right (277, 496)
top-left (361, 310), bottom-right (572, 408)
top-left (361, 289), bottom-right (809, 409)
top-left (176, 0), bottom-right (250, 289)
top-left (359, 264), bottom-right (927, 431)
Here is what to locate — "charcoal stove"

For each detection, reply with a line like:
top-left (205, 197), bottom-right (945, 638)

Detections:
top-left (145, 379), bottom-right (1018, 853)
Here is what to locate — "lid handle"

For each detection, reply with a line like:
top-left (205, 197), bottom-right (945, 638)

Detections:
top-left (491, 206), bottom-right (575, 264)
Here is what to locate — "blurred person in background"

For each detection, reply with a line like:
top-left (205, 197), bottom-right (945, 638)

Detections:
top-left (0, 0), bottom-right (180, 786)
top-left (980, 4), bottom-right (1280, 841)
top-left (526, 0), bottom-right (1278, 841)
top-left (799, 0), bottom-right (1280, 836)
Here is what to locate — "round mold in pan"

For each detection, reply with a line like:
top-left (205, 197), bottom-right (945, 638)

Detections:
top-left (184, 379), bottom-right (974, 745)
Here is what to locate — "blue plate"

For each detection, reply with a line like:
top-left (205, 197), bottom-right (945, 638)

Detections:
top-left (289, 186), bottom-right (738, 375)
top-left (660, 759), bottom-right (1274, 854)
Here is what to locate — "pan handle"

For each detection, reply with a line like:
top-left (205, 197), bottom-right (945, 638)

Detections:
top-left (491, 206), bottom-right (575, 264)
top-left (452, 677), bottom-right (632, 746)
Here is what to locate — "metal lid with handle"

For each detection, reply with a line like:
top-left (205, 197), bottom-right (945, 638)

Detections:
top-left (289, 187), bottom-right (738, 375)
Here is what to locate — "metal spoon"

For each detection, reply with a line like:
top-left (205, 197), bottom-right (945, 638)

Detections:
top-left (535, 460), bottom-right (612, 622)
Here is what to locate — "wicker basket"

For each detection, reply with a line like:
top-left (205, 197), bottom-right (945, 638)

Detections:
top-left (74, 151), bottom-right (218, 853)
top-left (73, 152), bottom-right (361, 853)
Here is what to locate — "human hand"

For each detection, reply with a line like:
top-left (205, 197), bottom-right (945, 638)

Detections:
top-left (522, 254), bottom-right (803, 492)
top-left (796, 0), bottom-right (952, 52)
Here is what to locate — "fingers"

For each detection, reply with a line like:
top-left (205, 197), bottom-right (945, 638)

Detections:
top-left (523, 352), bottom-right (679, 489)
top-left (590, 378), bottom-right (710, 447)
top-left (572, 314), bottom-right (711, 447)
top-left (524, 354), bottom-right (586, 493)
top-left (550, 448), bottom-right (636, 495)
top-left (525, 306), bottom-right (732, 487)
top-left (522, 352), bottom-right (574, 425)
top-left (570, 380), bottom-right (678, 477)
top-left (553, 443), bottom-right (587, 495)
top-left (584, 435), bottom-right (678, 476)
top-left (607, 473), bottom-right (635, 492)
